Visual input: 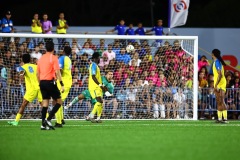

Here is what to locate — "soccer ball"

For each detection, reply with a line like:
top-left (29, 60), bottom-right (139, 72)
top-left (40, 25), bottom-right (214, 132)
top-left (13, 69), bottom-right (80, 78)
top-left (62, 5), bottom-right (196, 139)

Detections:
top-left (126, 45), bottom-right (134, 52)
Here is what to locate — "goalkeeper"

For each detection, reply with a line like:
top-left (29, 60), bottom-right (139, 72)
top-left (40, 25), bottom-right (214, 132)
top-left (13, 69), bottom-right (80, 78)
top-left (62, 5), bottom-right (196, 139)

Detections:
top-left (65, 70), bottom-right (114, 122)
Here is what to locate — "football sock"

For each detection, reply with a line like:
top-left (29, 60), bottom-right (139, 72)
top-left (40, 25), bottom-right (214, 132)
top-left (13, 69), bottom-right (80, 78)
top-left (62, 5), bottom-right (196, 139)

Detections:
top-left (89, 102), bottom-right (101, 118)
top-left (69, 96), bottom-right (79, 106)
top-left (46, 112), bottom-right (49, 119)
top-left (48, 103), bottom-right (61, 121)
top-left (41, 107), bottom-right (48, 125)
top-left (55, 107), bottom-right (61, 124)
top-left (97, 103), bottom-right (103, 120)
top-left (222, 110), bottom-right (227, 120)
top-left (217, 110), bottom-right (222, 121)
top-left (15, 113), bottom-right (22, 122)
top-left (60, 106), bottom-right (64, 121)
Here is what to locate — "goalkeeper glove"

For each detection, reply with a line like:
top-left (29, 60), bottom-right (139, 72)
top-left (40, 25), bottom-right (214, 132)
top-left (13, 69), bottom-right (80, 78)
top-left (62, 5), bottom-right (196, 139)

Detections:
top-left (105, 91), bottom-right (112, 97)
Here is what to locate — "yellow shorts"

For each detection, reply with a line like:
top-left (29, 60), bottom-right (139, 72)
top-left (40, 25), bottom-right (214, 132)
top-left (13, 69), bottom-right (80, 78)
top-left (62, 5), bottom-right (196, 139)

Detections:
top-left (61, 87), bottom-right (70, 101)
top-left (89, 89), bottom-right (103, 99)
top-left (24, 89), bottom-right (42, 103)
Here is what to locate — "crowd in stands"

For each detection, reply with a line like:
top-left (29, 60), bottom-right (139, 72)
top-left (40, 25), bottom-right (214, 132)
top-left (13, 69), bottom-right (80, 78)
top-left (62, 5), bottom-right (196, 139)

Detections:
top-left (0, 11), bottom-right (240, 119)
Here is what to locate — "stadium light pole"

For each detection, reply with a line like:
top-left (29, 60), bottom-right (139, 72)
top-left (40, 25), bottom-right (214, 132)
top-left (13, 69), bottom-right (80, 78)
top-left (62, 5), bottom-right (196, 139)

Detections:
top-left (150, 0), bottom-right (155, 26)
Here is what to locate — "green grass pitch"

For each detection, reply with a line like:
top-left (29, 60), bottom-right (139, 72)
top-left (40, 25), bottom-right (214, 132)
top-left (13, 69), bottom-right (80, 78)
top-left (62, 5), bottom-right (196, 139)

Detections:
top-left (0, 120), bottom-right (240, 160)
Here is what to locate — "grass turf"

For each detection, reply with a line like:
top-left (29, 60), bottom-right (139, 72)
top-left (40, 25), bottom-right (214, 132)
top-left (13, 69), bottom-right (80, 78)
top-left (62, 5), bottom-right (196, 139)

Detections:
top-left (0, 120), bottom-right (240, 160)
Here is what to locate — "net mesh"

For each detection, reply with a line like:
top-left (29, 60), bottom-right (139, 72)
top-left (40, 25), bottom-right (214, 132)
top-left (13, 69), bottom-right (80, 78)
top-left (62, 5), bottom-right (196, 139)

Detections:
top-left (0, 34), bottom-right (196, 119)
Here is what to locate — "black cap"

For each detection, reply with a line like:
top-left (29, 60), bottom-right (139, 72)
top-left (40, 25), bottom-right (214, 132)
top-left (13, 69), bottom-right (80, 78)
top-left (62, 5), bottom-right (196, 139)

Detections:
top-left (6, 11), bottom-right (11, 15)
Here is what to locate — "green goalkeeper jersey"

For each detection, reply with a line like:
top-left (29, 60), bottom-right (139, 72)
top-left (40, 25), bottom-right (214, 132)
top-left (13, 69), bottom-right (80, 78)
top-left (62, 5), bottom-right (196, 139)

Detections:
top-left (81, 76), bottom-right (114, 104)
top-left (101, 76), bottom-right (114, 94)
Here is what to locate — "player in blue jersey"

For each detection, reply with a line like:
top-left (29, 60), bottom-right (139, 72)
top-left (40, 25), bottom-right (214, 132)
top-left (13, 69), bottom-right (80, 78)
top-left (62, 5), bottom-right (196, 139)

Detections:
top-left (146, 19), bottom-right (165, 47)
top-left (135, 23), bottom-right (145, 35)
top-left (125, 23), bottom-right (135, 43)
top-left (106, 19), bottom-right (126, 46)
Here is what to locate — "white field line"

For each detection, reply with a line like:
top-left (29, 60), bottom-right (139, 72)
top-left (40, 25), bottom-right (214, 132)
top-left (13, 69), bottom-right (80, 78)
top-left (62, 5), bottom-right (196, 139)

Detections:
top-left (1, 123), bottom-right (240, 127)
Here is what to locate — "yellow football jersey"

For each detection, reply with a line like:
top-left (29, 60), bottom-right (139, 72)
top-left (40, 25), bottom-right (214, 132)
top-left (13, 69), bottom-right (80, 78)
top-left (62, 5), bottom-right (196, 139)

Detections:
top-left (88, 62), bottom-right (102, 91)
top-left (58, 55), bottom-right (72, 88)
top-left (213, 59), bottom-right (226, 91)
top-left (19, 64), bottom-right (39, 91)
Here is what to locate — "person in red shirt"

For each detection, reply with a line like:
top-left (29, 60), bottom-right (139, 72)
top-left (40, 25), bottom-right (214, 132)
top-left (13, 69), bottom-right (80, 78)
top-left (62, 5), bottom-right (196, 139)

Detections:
top-left (37, 41), bottom-right (64, 130)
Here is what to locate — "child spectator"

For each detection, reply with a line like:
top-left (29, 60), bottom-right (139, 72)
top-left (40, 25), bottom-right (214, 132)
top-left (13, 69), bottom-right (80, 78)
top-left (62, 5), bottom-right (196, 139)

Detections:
top-left (198, 55), bottom-right (210, 71)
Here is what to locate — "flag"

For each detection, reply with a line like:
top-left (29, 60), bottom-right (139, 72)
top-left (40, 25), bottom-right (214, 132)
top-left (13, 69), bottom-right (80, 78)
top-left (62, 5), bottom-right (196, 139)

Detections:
top-left (169, 0), bottom-right (190, 28)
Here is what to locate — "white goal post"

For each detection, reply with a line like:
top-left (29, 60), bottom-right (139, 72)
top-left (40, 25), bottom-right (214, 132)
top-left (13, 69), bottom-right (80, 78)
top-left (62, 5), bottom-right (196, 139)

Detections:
top-left (0, 33), bottom-right (198, 120)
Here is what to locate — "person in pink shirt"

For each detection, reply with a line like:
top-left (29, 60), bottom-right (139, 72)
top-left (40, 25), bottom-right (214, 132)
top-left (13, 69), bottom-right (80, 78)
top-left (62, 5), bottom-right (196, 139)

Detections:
top-left (102, 44), bottom-right (116, 61)
top-left (98, 53), bottom-right (109, 70)
top-left (149, 61), bottom-right (157, 72)
top-left (146, 70), bottom-right (159, 85)
top-left (41, 14), bottom-right (52, 34)
top-left (156, 73), bottom-right (167, 87)
top-left (198, 55), bottom-right (210, 71)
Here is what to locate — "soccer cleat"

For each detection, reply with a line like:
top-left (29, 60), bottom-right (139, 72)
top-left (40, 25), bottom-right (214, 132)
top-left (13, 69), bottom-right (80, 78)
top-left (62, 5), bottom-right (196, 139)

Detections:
top-left (44, 120), bottom-right (55, 130)
top-left (85, 116), bottom-right (90, 121)
top-left (55, 123), bottom-right (63, 128)
top-left (41, 125), bottom-right (49, 130)
top-left (222, 120), bottom-right (229, 124)
top-left (61, 119), bottom-right (65, 125)
top-left (215, 120), bottom-right (222, 123)
top-left (8, 121), bottom-right (19, 126)
top-left (96, 119), bottom-right (102, 123)
top-left (89, 118), bottom-right (96, 123)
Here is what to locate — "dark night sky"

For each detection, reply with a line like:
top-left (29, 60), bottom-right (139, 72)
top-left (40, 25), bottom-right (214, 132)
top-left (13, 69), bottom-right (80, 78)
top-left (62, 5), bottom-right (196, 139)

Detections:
top-left (1, 0), bottom-right (240, 27)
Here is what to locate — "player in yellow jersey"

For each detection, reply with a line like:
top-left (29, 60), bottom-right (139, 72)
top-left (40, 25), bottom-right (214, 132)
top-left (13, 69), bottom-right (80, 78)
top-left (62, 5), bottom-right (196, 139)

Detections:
top-left (55, 46), bottom-right (72, 127)
top-left (8, 54), bottom-right (43, 127)
top-left (88, 52), bottom-right (107, 123)
top-left (212, 49), bottom-right (228, 123)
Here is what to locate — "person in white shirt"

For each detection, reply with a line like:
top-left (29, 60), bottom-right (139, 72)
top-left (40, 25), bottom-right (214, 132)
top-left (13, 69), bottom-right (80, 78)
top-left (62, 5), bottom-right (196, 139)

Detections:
top-left (31, 46), bottom-right (42, 60)
top-left (129, 52), bottom-right (141, 67)
top-left (79, 42), bottom-right (94, 58)
top-left (102, 44), bottom-right (116, 61)
top-left (173, 89), bottom-right (188, 119)
top-left (126, 84), bottom-right (137, 118)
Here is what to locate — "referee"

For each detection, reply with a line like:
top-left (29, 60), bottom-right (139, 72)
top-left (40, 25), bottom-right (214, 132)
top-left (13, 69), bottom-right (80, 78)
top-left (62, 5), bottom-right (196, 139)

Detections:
top-left (37, 41), bottom-right (64, 130)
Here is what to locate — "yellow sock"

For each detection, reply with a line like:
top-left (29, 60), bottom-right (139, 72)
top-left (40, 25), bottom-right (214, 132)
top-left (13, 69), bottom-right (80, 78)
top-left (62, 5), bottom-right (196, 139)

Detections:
top-left (55, 108), bottom-right (62, 124)
top-left (217, 110), bottom-right (222, 120)
top-left (97, 103), bottom-right (103, 119)
top-left (222, 110), bottom-right (227, 120)
top-left (90, 102), bottom-right (101, 118)
top-left (15, 113), bottom-right (22, 122)
top-left (60, 106), bottom-right (64, 121)
top-left (46, 112), bottom-right (49, 119)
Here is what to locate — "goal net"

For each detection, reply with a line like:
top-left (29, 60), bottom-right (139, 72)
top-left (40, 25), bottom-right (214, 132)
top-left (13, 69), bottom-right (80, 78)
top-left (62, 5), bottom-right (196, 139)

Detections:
top-left (0, 33), bottom-right (198, 120)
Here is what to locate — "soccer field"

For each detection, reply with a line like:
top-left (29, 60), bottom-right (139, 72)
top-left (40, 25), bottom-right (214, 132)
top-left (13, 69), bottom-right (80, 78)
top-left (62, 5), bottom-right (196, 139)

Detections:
top-left (0, 120), bottom-right (240, 160)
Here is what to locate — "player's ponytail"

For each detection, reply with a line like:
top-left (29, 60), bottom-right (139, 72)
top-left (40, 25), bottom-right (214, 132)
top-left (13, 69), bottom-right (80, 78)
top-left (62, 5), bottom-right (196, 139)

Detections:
top-left (212, 49), bottom-right (226, 66)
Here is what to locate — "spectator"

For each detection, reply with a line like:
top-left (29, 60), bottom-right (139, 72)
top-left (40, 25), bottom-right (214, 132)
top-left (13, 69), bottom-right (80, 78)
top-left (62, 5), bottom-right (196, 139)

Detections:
top-left (71, 38), bottom-right (82, 50)
top-left (41, 13), bottom-right (53, 43)
top-left (31, 13), bottom-right (42, 46)
top-left (56, 12), bottom-right (69, 50)
top-left (146, 70), bottom-right (158, 86)
top-left (85, 39), bottom-right (96, 51)
top-left (199, 66), bottom-right (208, 79)
top-left (38, 42), bottom-right (45, 54)
top-left (173, 89), bottom-right (187, 119)
top-left (31, 46), bottom-right (42, 60)
top-left (3, 50), bottom-right (12, 67)
top-left (1, 11), bottom-right (14, 33)
top-left (126, 84), bottom-right (137, 118)
top-left (146, 19), bottom-right (165, 47)
top-left (135, 22), bottom-right (145, 35)
top-left (145, 49), bottom-right (152, 61)
top-left (96, 44), bottom-right (105, 57)
top-left (96, 39), bottom-right (107, 50)
top-left (98, 54), bottom-right (109, 70)
top-left (102, 44), bottom-right (116, 61)
top-left (165, 87), bottom-right (175, 119)
top-left (106, 19), bottom-right (126, 46)
top-left (125, 23), bottom-right (135, 43)
top-left (106, 19), bottom-right (126, 35)
top-left (141, 85), bottom-right (151, 116)
top-left (116, 48), bottom-right (131, 65)
top-left (136, 45), bottom-right (146, 59)
top-left (71, 44), bottom-right (80, 55)
top-left (129, 52), bottom-right (141, 67)
top-left (80, 42), bottom-right (94, 57)
top-left (198, 55), bottom-right (210, 72)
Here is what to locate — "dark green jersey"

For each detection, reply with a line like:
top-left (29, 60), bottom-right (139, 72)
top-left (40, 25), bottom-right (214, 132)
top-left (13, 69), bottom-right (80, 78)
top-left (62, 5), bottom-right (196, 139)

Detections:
top-left (101, 76), bottom-right (114, 94)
